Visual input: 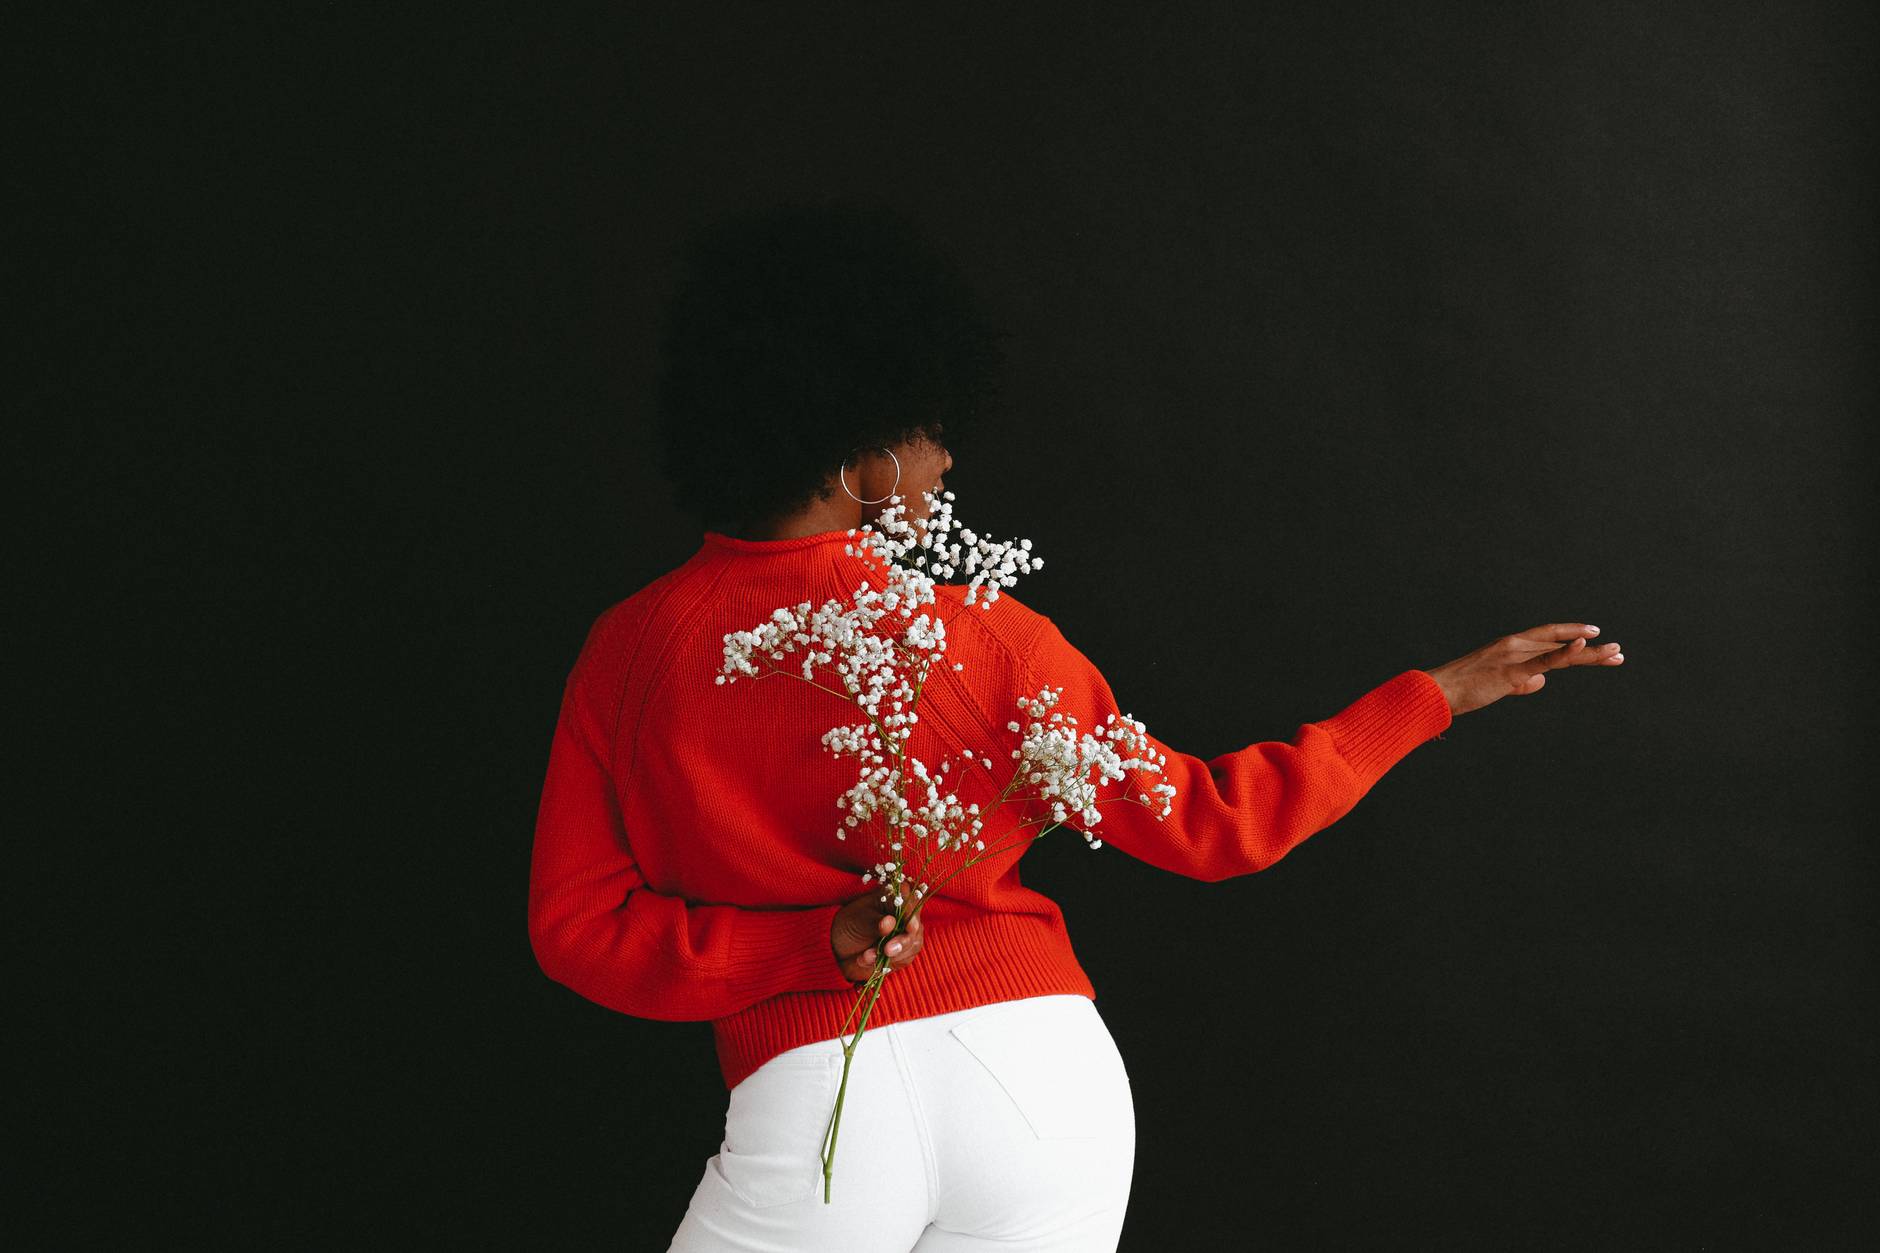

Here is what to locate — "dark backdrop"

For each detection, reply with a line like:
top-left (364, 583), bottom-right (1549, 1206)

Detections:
top-left (34, 3), bottom-right (1875, 1249)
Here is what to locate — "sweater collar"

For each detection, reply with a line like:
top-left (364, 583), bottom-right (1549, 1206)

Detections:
top-left (701, 528), bottom-right (858, 553)
top-left (700, 527), bottom-right (894, 580)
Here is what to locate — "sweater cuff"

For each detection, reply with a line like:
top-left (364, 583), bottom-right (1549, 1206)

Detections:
top-left (1314, 668), bottom-right (1453, 790)
top-left (725, 902), bottom-right (855, 1002)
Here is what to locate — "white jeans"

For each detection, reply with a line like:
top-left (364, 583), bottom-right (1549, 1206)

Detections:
top-left (668, 994), bottom-right (1136, 1252)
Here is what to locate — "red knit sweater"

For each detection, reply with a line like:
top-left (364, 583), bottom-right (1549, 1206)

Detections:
top-left (528, 527), bottom-right (1454, 1091)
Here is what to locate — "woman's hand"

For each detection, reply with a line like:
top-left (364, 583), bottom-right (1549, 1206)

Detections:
top-left (1426, 622), bottom-right (1624, 718)
top-left (830, 890), bottom-right (924, 984)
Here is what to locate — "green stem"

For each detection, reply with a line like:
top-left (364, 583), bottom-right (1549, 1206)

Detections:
top-left (821, 946), bottom-right (894, 1203)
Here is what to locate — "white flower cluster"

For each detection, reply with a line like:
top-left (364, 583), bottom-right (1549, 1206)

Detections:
top-left (860, 861), bottom-right (929, 908)
top-left (1009, 685), bottom-right (1176, 848)
top-left (719, 487), bottom-right (1036, 742)
top-left (718, 597), bottom-right (870, 686)
top-left (717, 486), bottom-right (1173, 894)
top-left (847, 489), bottom-right (1043, 610)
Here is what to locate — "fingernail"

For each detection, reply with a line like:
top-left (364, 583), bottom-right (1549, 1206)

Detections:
top-left (862, 949), bottom-right (875, 964)
top-left (1586, 625), bottom-right (1599, 634)
top-left (887, 941), bottom-right (903, 955)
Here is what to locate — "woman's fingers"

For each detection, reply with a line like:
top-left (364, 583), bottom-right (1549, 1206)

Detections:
top-left (1516, 637), bottom-right (1625, 677)
top-left (849, 910), bottom-right (924, 977)
top-left (1517, 622), bottom-right (1601, 645)
top-left (1553, 640), bottom-right (1625, 667)
top-left (1513, 638), bottom-right (1575, 676)
top-left (834, 892), bottom-right (927, 975)
top-left (884, 913), bottom-right (923, 968)
top-left (1539, 637), bottom-right (1586, 671)
top-left (1511, 623), bottom-right (1626, 664)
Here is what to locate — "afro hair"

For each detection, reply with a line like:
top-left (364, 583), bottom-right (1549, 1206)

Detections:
top-left (653, 202), bottom-right (1004, 534)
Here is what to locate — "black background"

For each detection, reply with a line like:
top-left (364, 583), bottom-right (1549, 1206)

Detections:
top-left (31, 3), bottom-right (1876, 1248)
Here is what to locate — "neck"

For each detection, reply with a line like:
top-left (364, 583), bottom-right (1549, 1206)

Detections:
top-left (739, 497), bottom-right (866, 542)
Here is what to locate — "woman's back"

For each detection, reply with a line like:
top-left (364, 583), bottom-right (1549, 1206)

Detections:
top-left (625, 530), bottom-right (1043, 913)
top-left (529, 525), bottom-right (1106, 1093)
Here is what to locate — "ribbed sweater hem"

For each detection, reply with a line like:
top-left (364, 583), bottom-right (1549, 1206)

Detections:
top-left (711, 899), bottom-right (1095, 1091)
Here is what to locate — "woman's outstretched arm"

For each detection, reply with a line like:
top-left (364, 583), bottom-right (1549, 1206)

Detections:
top-left (1010, 616), bottom-right (1621, 882)
top-left (527, 663), bottom-right (858, 1022)
top-left (1009, 615), bottom-right (1453, 883)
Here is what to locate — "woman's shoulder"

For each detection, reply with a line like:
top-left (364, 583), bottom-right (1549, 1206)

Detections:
top-left (927, 582), bottom-right (1058, 668)
top-left (563, 561), bottom-right (701, 679)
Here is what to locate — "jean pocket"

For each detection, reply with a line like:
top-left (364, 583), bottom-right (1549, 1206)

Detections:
top-left (718, 1049), bottom-right (842, 1209)
top-left (946, 997), bottom-right (1129, 1141)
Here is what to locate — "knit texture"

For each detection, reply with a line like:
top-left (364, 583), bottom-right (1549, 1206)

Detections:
top-left (528, 527), bottom-right (1454, 1091)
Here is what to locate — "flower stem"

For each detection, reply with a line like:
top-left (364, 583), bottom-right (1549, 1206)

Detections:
top-left (821, 948), bottom-right (893, 1203)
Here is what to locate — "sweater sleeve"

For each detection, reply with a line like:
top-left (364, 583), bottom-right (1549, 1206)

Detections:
top-left (527, 649), bottom-right (857, 1022)
top-left (1011, 617), bottom-right (1453, 883)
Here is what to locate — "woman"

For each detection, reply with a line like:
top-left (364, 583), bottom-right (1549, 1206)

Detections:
top-left (527, 204), bottom-right (1625, 1251)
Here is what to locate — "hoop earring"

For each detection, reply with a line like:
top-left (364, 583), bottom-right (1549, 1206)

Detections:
top-left (839, 446), bottom-right (901, 506)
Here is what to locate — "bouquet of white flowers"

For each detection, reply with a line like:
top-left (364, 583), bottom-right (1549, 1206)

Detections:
top-left (717, 487), bottom-right (1176, 1203)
